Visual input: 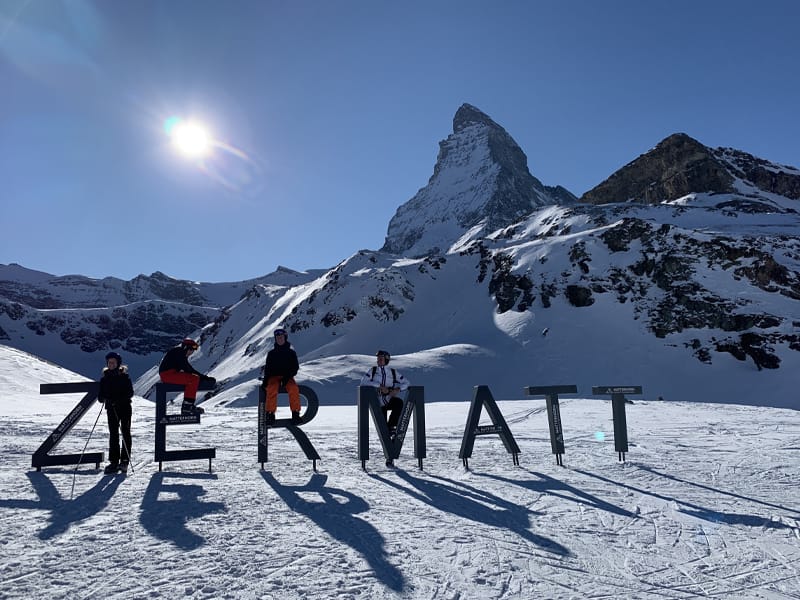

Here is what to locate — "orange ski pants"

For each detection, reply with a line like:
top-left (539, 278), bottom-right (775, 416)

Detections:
top-left (265, 376), bottom-right (301, 413)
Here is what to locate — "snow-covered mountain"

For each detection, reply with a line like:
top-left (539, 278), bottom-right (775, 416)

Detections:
top-left (381, 103), bottom-right (576, 257)
top-left (2, 105), bottom-right (799, 409)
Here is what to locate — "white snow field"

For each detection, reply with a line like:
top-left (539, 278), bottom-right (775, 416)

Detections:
top-left (1, 345), bottom-right (799, 599)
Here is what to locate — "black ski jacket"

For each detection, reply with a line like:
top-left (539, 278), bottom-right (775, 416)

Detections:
top-left (99, 366), bottom-right (134, 407)
top-left (264, 343), bottom-right (299, 380)
top-left (159, 345), bottom-right (203, 376)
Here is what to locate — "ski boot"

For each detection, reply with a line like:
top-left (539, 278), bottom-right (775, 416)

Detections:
top-left (104, 462), bottom-right (119, 474)
top-left (181, 399), bottom-right (205, 416)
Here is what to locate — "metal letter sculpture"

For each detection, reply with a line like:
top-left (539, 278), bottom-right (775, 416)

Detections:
top-left (154, 380), bottom-right (216, 472)
top-left (458, 385), bottom-right (521, 469)
top-left (592, 385), bottom-right (643, 462)
top-left (33, 382), bottom-right (103, 471)
top-left (357, 386), bottom-right (426, 470)
top-left (524, 385), bottom-right (578, 466)
top-left (258, 384), bottom-right (321, 471)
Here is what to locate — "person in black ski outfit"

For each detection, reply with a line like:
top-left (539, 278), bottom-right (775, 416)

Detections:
top-left (98, 351), bottom-right (134, 474)
top-left (261, 328), bottom-right (301, 424)
top-left (159, 338), bottom-right (215, 415)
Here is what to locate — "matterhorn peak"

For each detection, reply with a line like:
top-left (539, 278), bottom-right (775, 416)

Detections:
top-left (382, 104), bottom-right (575, 257)
top-left (453, 103), bottom-right (501, 133)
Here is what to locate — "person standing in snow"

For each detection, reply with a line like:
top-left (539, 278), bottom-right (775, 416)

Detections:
top-left (158, 338), bottom-right (215, 415)
top-left (261, 328), bottom-right (302, 424)
top-left (98, 351), bottom-right (134, 474)
top-left (360, 350), bottom-right (409, 437)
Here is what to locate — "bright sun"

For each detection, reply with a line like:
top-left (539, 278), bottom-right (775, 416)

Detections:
top-left (167, 119), bottom-right (212, 158)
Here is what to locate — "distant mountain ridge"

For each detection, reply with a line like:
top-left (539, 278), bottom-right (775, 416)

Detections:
top-left (0, 264), bottom-right (324, 309)
top-left (0, 264), bottom-right (325, 377)
top-left (1, 105), bottom-right (799, 408)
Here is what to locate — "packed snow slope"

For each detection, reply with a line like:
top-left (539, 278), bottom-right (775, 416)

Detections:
top-left (1, 345), bottom-right (800, 599)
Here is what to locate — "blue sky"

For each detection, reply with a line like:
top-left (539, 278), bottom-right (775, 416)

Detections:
top-left (1, 0), bottom-right (798, 282)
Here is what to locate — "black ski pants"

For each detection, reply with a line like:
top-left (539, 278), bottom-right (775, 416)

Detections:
top-left (106, 402), bottom-right (132, 464)
top-left (381, 396), bottom-right (404, 430)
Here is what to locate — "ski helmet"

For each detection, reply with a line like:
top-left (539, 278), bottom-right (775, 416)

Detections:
top-left (105, 351), bottom-right (122, 366)
top-left (376, 350), bottom-right (390, 364)
top-left (274, 328), bottom-right (288, 340)
top-left (181, 338), bottom-right (199, 350)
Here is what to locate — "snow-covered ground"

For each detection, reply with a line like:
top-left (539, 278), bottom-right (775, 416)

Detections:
top-left (1, 344), bottom-right (799, 599)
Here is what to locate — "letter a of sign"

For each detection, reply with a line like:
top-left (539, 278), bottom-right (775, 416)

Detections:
top-left (33, 382), bottom-right (104, 470)
top-left (458, 385), bottom-right (521, 469)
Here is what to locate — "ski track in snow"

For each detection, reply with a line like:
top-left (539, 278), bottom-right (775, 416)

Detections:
top-left (1, 399), bottom-right (800, 599)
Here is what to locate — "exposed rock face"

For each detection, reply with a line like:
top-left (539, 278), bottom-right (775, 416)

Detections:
top-left (382, 104), bottom-right (575, 256)
top-left (580, 133), bottom-right (736, 204)
top-left (580, 133), bottom-right (800, 205)
top-left (714, 147), bottom-right (800, 199)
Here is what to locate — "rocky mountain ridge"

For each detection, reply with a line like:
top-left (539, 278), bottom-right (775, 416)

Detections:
top-left (580, 132), bottom-right (800, 205)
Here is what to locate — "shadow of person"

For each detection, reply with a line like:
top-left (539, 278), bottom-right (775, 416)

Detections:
top-left (372, 470), bottom-right (570, 556)
top-left (477, 470), bottom-right (637, 518)
top-left (139, 472), bottom-right (226, 551)
top-left (261, 471), bottom-right (406, 593)
top-left (0, 471), bottom-right (125, 540)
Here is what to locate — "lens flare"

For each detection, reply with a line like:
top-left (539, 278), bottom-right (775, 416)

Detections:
top-left (163, 115), bottom-right (181, 136)
top-left (594, 431), bottom-right (605, 442)
top-left (198, 140), bottom-right (262, 193)
top-left (163, 115), bottom-right (263, 195)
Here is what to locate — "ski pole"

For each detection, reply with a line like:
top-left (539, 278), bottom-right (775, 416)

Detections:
top-left (111, 404), bottom-right (135, 475)
top-left (69, 402), bottom-right (105, 500)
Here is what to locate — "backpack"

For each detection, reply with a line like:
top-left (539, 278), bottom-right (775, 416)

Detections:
top-left (370, 366), bottom-right (398, 387)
